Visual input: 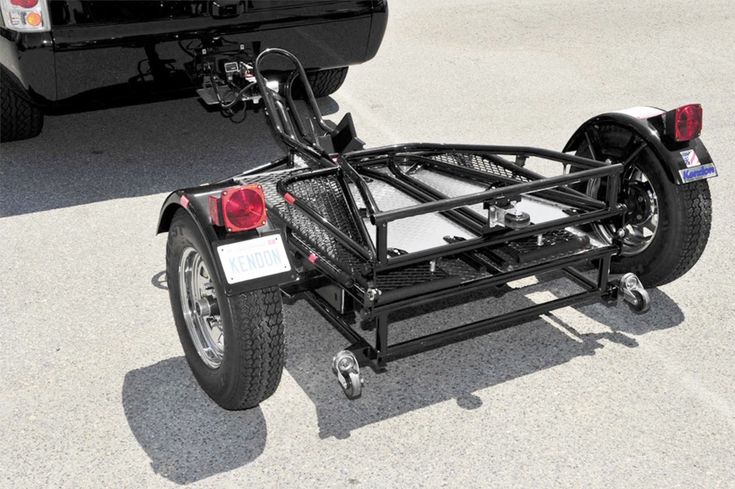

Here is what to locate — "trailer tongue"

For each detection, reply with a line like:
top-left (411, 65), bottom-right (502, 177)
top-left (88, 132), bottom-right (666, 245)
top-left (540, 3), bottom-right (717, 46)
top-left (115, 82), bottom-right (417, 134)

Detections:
top-left (158, 48), bottom-right (714, 405)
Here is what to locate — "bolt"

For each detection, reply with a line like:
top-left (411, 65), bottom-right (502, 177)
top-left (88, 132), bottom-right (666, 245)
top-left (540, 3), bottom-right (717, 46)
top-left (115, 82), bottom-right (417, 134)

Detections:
top-left (366, 288), bottom-right (382, 302)
top-left (339, 358), bottom-right (354, 371)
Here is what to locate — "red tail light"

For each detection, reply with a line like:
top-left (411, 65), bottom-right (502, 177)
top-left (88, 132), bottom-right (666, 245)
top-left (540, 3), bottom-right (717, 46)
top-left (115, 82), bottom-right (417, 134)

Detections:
top-left (10, 0), bottom-right (39, 7)
top-left (209, 185), bottom-right (267, 232)
top-left (670, 104), bottom-right (703, 142)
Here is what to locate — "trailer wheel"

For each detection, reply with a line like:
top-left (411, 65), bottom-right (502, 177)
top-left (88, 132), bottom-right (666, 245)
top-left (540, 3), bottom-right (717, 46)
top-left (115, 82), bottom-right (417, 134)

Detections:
top-left (1, 67), bottom-right (43, 142)
top-left (166, 209), bottom-right (285, 410)
top-left (572, 124), bottom-right (712, 287)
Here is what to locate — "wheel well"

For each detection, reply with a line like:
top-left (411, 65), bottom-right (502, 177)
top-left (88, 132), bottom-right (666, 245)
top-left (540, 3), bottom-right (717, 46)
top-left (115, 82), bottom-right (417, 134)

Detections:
top-left (0, 38), bottom-right (26, 89)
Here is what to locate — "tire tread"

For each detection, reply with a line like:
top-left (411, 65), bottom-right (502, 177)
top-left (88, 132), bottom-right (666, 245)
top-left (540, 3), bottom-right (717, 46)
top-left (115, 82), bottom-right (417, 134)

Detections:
top-left (651, 180), bottom-right (712, 285)
top-left (228, 287), bottom-right (285, 409)
top-left (1, 69), bottom-right (43, 142)
top-left (307, 67), bottom-right (348, 98)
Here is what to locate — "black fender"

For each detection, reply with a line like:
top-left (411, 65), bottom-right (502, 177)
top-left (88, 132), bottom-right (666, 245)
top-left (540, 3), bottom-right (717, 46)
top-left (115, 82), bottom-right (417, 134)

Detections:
top-left (157, 181), bottom-right (233, 236)
top-left (157, 181), bottom-right (296, 296)
top-left (563, 110), bottom-right (717, 185)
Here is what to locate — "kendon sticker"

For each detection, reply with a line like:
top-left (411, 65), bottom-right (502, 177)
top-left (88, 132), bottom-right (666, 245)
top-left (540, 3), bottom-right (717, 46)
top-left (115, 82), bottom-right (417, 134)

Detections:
top-left (679, 164), bottom-right (717, 183)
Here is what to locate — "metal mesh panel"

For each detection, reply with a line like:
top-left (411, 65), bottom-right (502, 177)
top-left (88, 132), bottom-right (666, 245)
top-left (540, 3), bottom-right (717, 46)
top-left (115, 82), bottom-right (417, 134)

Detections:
top-left (242, 171), bottom-right (367, 270)
top-left (376, 263), bottom-right (449, 290)
top-left (489, 229), bottom-right (591, 268)
top-left (426, 153), bottom-right (530, 183)
top-left (375, 255), bottom-right (502, 291)
top-left (437, 257), bottom-right (494, 282)
top-left (286, 175), bottom-right (368, 247)
top-left (508, 229), bottom-right (582, 254)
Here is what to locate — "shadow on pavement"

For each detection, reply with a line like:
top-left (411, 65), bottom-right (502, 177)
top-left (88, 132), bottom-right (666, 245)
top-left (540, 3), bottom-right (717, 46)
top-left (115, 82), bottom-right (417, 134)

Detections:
top-left (138, 273), bottom-right (684, 444)
top-left (0, 96), bottom-right (339, 217)
top-left (122, 356), bottom-right (267, 485)
top-left (575, 288), bottom-right (685, 336)
top-left (283, 275), bottom-right (685, 439)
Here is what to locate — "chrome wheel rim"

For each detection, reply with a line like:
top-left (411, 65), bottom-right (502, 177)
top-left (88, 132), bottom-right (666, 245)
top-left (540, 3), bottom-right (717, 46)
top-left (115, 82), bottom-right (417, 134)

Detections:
top-left (179, 247), bottom-right (224, 369)
top-left (588, 166), bottom-right (660, 256)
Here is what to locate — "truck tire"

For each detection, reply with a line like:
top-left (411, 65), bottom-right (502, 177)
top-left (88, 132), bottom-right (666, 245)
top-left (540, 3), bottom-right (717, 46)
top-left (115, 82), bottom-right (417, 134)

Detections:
top-left (166, 209), bottom-right (285, 410)
top-left (1, 68), bottom-right (43, 142)
top-left (572, 124), bottom-right (712, 287)
top-left (307, 67), bottom-right (348, 98)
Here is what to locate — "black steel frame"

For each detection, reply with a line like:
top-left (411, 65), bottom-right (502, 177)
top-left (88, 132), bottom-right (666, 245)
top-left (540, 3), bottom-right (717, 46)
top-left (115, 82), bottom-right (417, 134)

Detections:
top-left (252, 49), bottom-right (626, 371)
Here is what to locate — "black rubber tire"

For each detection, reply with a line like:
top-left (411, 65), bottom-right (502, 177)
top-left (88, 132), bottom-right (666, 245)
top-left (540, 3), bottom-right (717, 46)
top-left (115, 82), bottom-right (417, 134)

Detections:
top-left (306, 67), bottom-right (349, 98)
top-left (573, 124), bottom-right (712, 287)
top-left (1, 67), bottom-right (43, 142)
top-left (628, 290), bottom-right (650, 315)
top-left (166, 209), bottom-right (285, 410)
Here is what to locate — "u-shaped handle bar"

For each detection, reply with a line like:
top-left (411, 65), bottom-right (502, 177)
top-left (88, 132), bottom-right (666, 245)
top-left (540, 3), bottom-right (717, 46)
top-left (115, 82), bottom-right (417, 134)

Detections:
top-left (254, 48), bottom-right (381, 216)
top-left (253, 48), bottom-right (334, 163)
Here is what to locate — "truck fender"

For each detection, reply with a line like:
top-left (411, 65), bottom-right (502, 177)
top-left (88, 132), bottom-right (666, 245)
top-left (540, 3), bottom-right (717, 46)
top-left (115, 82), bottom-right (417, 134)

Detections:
top-left (563, 109), bottom-right (717, 185)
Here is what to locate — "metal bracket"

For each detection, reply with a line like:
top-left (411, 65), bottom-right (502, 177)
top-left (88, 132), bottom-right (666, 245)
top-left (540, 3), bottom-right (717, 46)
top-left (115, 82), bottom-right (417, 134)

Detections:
top-left (618, 272), bottom-right (650, 313)
top-left (486, 201), bottom-right (530, 229)
top-left (332, 350), bottom-right (363, 399)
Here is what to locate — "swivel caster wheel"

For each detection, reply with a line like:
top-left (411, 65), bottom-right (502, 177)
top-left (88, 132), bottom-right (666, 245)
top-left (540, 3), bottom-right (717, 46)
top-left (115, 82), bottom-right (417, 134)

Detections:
top-left (619, 273), bottom-right (651, 314)
top-left (332, 350), bottom-right (363, 399)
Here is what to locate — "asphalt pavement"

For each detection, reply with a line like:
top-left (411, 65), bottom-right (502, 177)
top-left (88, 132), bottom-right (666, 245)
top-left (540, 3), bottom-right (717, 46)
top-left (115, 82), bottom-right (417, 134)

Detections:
top-left (2, 1), bottom-right (734, 487)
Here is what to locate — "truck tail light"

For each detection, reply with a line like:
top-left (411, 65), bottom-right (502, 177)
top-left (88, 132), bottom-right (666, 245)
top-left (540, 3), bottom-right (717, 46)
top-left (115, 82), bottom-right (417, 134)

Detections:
top-left (11, 0), bottom-right (38, 8)
top-left (209, 185), bottom-right (267, 232)
top-left (1, 0), bottom-right (49, 32)
top-left (666, 104), bottom-right (703, 142)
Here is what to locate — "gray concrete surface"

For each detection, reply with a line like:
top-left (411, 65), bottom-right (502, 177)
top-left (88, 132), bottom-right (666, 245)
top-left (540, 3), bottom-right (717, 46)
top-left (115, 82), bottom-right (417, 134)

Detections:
top-left (2, 0), bottom-right (734, 487)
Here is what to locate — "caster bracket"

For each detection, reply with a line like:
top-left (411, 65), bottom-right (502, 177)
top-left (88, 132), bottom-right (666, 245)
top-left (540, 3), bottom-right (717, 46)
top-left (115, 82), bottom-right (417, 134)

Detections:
top-left (619, 272), bottom-right (651, 313)
top-left (332, 350), bottom-right (364, 399)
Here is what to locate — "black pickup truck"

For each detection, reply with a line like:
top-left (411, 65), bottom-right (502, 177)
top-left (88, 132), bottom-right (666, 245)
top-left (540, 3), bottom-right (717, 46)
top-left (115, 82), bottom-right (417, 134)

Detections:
top-left (0, 0), bottom-right (388, 142)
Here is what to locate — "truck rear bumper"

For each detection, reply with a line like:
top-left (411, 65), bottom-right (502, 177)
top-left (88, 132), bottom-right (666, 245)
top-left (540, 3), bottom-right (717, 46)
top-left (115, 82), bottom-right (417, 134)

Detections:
top-left (2, 2), bottom-right (388, 104)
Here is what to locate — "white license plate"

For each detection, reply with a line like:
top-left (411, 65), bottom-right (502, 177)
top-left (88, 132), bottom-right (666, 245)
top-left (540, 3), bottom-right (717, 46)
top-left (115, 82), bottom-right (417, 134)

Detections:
top-left (217, 234), bottom-right (291, 285)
